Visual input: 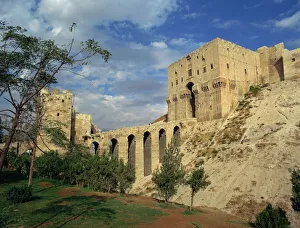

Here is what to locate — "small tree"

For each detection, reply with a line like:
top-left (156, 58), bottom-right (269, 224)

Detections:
top-left (117, 159), bottom-right (135, 194)
top-left (291, 169), bottom-right (300, 211)
top-left (35, 150), bottom-right (63, 179)
top-left (251, 203), bottom-right (290, 228)
top-left (152, 139), bottom-right (185, 202)
top-left (186, 166), bottom-right (210, 211)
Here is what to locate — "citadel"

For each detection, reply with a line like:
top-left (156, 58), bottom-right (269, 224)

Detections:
top-left (37, 37), bottom-right (300, 180)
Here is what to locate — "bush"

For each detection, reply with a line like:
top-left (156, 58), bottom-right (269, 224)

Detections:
top-left (291, 169), bottom-right (300, 211)
top-left (152, 139), bottom-right (185, 202)
top-left (6, 185), bottom-right (32, 204)
top-left (35, 150), bottom-right (63, 179)
top-left (14, 153), bottom-right (31, 177)
top-left (249, 85), bottom-right (261, 96)
top-left (117, 159), bottom-right (135, 193)
top-left (4, 148), bottom-right (18, 169)
top-left (251, 203), bottom-right (290, 228)
top-left (86, 153), bottom-right (119, 192)
top-left (61, 150), bottom-right (91, 186)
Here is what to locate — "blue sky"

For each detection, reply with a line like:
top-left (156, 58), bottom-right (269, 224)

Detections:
top-left (0, 0), bottom-right (299, 129)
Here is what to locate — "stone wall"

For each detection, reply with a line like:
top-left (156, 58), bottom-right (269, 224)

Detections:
top-left (36, 88), bottom-right (73, 155)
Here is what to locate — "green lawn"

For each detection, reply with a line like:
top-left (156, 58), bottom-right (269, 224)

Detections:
top-left (0, 171), bottom-right (163, 228)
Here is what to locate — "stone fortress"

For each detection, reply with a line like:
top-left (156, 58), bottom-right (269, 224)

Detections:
top-left (38, 37), bottom-right (300, 180)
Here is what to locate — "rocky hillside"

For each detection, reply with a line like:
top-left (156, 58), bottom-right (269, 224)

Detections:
top-left (132, 79), bottom-right (300, 227)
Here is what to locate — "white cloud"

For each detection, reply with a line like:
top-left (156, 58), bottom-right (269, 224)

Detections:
top-left (275, 11), bottom-right (300, 30)
top-left (150, 41), bottom-right (168, 49)
top-left (212, 18), bottom-right (240, 29)
top-left (274, 0), bottom-right (285, 3)
top-left (182, 12), bottom-right (203, 19)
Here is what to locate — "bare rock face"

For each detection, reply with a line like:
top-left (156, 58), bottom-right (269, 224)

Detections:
top-left (133, 79), bottom-right (300, 228)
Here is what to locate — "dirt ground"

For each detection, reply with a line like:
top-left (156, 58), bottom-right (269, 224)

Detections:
top-left (56, 186), bottom-right (249, 228)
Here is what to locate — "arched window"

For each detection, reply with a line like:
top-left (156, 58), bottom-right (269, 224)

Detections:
top-left (143, 131), bottom-right (151, 176)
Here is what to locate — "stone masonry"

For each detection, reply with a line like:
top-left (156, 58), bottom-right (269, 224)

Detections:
top-left (37, 37), bottom-right (300, 180)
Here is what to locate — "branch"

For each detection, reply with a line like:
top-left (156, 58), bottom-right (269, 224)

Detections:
top-left (0, 109), bottom-right (16, 115)
top-left (3, 97), bottom-right (17, 109)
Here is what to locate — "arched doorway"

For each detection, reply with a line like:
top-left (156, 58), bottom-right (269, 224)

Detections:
top-left (173, 126), bottom-right (180, 147)
top-left (110, 138), bottom-right (118, 158)
top-left (90, 142), bottom-right (99, 155)
top-left (187, 82), bottom-right (196, 118)
top-left (143, 131), bottom-right (151, 176)
top-left (128, 134), bottom-right (136, 169)
top-left (159, 129), bottom-right (166, 163)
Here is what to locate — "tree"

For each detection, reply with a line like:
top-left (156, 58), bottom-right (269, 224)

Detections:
top-left (117, 159), bottom-right (135, 194)
top-left (0, 21), bottom-right (111, 171)
top-left (185, 166), bottom-right (210, 211)
top-left (250, 203), bottom-right (290, 228)
top-left (0, 117), bottom-right (3, 143)
top-left (291, 169), bottom-right (300, 211)
top-left (152, 139), bottom-right (185, 202)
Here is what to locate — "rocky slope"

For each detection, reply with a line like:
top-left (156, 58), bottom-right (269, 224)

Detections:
top-left (132, 79), bottom-right (300, 227)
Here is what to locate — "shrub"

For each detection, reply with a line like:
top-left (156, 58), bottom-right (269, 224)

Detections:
top-left (86, 153), bottom-right (119, 192)
top-left (35, 150), bottom-right (63, 179)
top-left (14, 153), bottom-right (31, 177)
top-left (4, 148), bottom-right (18, 169)
top-left (291, 169), bottom-right (300, 211)
top-left (251, 203), bottom-right (290, 228)
top-left (117, 159), bottom-right (135, 193)
top-left (249, 85), bottom-right (261, 96)
top-left (6, 185), bottom-right (32, 204)
top-left (152, 139), bottom-right (185, 202)
top-left (61, 150), bottom-right (91, 186)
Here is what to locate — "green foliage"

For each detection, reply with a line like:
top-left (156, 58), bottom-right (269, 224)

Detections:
top-left (249, 85), bottom-right (261, 96)
top-left (86, 153), bottom-right (119, 192)
top-left (251, 203), bottom-right (290, 228)
top-left (186, 167), bottom-right (210, 196)
top-left (291, 169), bottom-right (300, 211)
top-left (0, 207), bottom-right (15, 228)
top-left (44, 125), bottom-right (69, 148)
top-left (152, 139), bottom-right (185, 202)
top-left (4, 148), bottom-right (18, 169)
top-left (61, 150), bottom-right (91, 186)
top-left (116, 159), bottom-right (135, 193)
top-left (6, 185), bottom-right (32, 204)
top-left (14, 153), bottom-right (31, 177)
top-left (35, 150), bottom-right (63, 179)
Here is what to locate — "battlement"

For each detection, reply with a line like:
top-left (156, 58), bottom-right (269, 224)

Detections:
top-left (40, 88), bottom-right (72, 96)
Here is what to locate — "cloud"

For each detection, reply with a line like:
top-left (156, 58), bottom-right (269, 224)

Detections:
top-left (274, 0), bottom-right (285, 3)
top-left (212, 18), bottom-right (240, 29)
top-left (150, 41), bottom-right (168, 49)
top-left (182, 12), bottom-right (204, 19)
top-left (249, 35), bottom-right (260, 40)
top-left (251, 11), bottom-right (300, 31)
top-left (244, 1), bottom-right (263, 9)
top-left (275, 11), bottom-right (300, 30)
top-left (287, 38), bottom-right (300, 48)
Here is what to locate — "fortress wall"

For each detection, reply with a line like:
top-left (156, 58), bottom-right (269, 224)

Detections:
top-left (98, 119), bottom-right (197, 179)
top-left (74, 113), bottom-right (92, 144)
top-left (283, 48), bottom-right (300, 80)
top-left (37, 88), bottom-right (73, 155)
top-left (167, 38), bottom-right (220, 121)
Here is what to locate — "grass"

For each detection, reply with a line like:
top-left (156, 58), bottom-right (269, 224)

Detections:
top-left (0, 171), bottom-right (163, 228)
top-left (181, 208), bottom-right (203, 215)
top-left (191, 222), bottom-right (202, 228)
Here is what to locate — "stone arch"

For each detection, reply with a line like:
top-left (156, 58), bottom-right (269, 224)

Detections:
top-left (90, 141), bottom-right (99, 155)
top-left (128, 134), bottom-right (136, 169)
top-left (110, 138), bottom-right (119, 158)
top-left (187, 82), bottom-right (196, 118)
top-left (173, 126), bottom-right (180, 147)
top-left (159, 128), bottom-right (166, 163)
top-left (143, 131), bottom-right (152, 176)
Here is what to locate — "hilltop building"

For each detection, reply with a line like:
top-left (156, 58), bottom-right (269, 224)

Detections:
top-left (37, 38), bottom-right (300, 179)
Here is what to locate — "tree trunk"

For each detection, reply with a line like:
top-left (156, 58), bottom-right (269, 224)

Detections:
top-left (190, 191), bottom-right (194, 212)
top-left (0, 109), bottom-right (21, 172)
top-left (28, 139), bottom-right (37, 186)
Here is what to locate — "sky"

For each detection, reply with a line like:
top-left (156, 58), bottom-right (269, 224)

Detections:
top-left (0, 0), bottom-right (299, 130)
